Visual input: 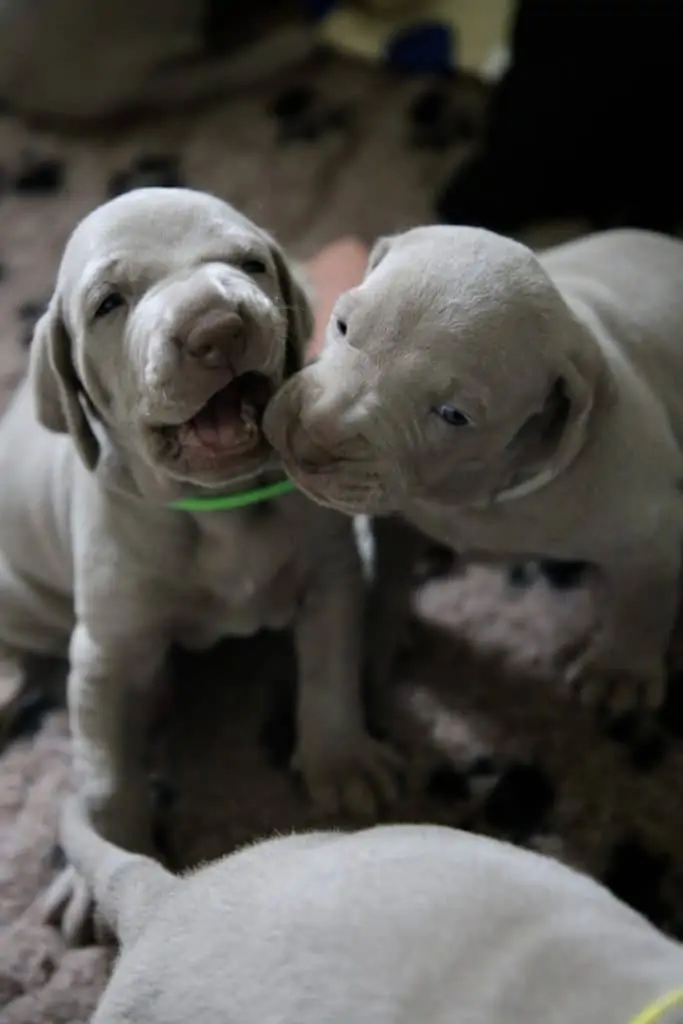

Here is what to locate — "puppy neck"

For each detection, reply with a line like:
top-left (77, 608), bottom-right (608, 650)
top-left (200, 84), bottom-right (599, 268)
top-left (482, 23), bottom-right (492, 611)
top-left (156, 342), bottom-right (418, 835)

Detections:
top-left (94, 429), bottom-right (288, 512)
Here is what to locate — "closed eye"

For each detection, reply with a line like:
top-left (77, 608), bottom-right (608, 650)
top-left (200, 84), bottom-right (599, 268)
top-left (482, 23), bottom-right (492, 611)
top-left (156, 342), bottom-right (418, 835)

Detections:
top-left (433, 404), bottom-right (471, 426)
top-left (93, 291), bottom-right (126, 320)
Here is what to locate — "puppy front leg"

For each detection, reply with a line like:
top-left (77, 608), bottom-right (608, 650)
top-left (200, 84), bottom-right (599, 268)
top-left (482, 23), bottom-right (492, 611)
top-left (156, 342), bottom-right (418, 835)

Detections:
top-left (293, 537), bottom-right (401, 818)
top-left (0, 642), bottom-right (27, 750)
top-left (564, 541), bottom-right (680, 716)
top-left (43, 622), bottom-right (166, 945)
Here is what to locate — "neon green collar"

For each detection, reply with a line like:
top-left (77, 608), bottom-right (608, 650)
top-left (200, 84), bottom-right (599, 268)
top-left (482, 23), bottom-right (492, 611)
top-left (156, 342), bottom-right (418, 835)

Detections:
top-left (629, 989), bottom-right (683, 1024)
top-left (168, 478), bottom-right (296, 512)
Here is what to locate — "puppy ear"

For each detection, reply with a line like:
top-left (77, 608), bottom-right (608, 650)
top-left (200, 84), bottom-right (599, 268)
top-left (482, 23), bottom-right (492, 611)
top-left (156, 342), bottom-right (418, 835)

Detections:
top-left (507, 378), bottom-right (571, 468)
top-left (366, 234), bottom-right (397, 276)
top-left (30, 298), bottom-right (101, 470)
top-left (504, 357), bottom-right (597, 493)
top-left (548, 347), bottom-right (601, 468)
top-left (269, 242), bottom-right (315, 378)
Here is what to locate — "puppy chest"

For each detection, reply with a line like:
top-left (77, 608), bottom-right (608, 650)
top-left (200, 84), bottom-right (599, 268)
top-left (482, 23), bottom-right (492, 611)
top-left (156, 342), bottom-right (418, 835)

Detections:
top-left (176, 515), bottom-right (303, 646)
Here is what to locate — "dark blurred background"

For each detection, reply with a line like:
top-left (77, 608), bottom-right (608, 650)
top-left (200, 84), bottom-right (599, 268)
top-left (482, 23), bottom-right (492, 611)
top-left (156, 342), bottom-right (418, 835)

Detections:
top-left (2, 5), bottom-right (683, 1022)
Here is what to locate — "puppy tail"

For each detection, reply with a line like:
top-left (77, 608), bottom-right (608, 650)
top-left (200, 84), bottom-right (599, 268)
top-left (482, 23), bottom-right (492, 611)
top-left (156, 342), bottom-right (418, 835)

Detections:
top-left (60, 796), bottom-right (174, 947)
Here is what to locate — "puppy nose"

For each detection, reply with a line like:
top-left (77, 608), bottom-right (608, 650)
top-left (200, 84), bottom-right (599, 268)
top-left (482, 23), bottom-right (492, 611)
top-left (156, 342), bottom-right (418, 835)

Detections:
top-left (184, 310), bottom-right (244, 370)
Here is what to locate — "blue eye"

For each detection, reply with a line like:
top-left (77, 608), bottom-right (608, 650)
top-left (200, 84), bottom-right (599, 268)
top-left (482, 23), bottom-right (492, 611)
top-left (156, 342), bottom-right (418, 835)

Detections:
top-left (94, 292), bottom-right (125, 319)
top-left (434, 404), bottom-right (470, 426)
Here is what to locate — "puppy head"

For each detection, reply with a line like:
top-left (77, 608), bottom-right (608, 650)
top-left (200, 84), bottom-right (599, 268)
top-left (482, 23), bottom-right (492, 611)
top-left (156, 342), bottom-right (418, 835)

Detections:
top-left (264, 226), bottom-right (598, 515)
top-left (31, 187), bottom-right (312, 497)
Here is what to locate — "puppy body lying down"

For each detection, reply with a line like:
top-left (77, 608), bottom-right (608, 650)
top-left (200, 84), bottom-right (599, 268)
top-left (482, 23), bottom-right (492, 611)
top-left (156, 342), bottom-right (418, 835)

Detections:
top-left (60, 796), bottom-right (683, 1024)
top-left (266, 227), bottom-right (683, 714)
top-left (0, 188), bottom-right (396, 943)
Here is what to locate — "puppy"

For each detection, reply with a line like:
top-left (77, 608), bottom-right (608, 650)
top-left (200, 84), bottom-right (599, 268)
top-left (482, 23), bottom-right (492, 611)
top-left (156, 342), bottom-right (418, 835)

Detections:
top-left (60, 795), bottom-right (683, 1024)
top-left (265, 226), bottom-right (683, 716)
top-left (0, 188), bottom-right (397, 944)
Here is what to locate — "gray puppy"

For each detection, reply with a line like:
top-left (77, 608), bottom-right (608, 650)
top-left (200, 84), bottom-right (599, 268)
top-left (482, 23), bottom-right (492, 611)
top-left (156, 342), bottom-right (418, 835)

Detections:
top-left (61, 795), bottom-right (683, 1024)
top-left (266, 226), bottom-right (683, 717)
top-left (0, 188), bottom-right (397, 944)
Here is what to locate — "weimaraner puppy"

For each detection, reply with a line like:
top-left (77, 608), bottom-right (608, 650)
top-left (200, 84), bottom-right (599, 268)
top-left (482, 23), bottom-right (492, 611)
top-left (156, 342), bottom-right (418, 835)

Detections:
top-left (0, 187), bottom-right (398, 944)
top-left (265, 226), bottom-right (683, 717)
top-left (60, 794), bottom-right (683, 1024)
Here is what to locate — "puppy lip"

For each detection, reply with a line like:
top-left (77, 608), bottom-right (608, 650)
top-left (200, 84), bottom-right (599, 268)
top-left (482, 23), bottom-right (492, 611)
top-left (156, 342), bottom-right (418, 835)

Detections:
top-left (285, 468), bottom-right (377, 515)
top-left (284, 455), bottom-right (376, 503)
top-left (157, 372), bottom-right (277, 456)
top-left (283, 426), bottom-right (374, 476)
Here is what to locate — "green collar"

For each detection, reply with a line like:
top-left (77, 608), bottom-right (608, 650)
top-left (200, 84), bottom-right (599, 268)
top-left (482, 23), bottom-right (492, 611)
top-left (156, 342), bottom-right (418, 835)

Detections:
top-left (168, 478), bottom-right (296, 512)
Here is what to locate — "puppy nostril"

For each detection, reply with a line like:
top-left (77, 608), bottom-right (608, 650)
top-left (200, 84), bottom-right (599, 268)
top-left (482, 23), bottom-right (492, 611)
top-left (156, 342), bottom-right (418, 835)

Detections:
top-left (191, 340), bottom-right (221, 366)
top-left (219, 311), bottom-right (244, 340)
top-left (185, 311), bottom-right (244, 369)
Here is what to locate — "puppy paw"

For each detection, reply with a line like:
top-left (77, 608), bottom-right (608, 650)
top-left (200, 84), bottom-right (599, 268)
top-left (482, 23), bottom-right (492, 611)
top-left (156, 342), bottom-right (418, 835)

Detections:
top-left (565, 657), bottom-right (666, 717)
top-left (292, 732), bottom-right (403, 817)
top-left (40, 865), bottom-right (111, 947)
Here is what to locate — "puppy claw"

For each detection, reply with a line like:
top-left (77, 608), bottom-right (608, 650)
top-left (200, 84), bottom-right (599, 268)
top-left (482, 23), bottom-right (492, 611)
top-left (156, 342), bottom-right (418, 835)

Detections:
top-left (42, 866), bottom-right (96, 947)
top-left (293, 734), bottom-right (403, 818)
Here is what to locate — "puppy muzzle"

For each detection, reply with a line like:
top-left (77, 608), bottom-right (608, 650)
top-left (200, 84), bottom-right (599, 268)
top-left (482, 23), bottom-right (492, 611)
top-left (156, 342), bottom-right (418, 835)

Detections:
top-left (134, 268), bottom-right (285, 426)
top-left (264, 376), bottom-right (393, 514)
top-left (123, 268), bottom-right (287, 482)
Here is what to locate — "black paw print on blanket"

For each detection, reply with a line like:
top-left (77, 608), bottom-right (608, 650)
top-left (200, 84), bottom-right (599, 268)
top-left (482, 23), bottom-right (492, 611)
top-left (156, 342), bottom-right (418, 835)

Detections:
top-left (408, 85), bottom-right (480, 150)
top-left (107, 154), bottom-right (185, 198)
top-left (268, 86), bottom-right (352, 144)
top-left (11, 151), bottom-right (65, 195)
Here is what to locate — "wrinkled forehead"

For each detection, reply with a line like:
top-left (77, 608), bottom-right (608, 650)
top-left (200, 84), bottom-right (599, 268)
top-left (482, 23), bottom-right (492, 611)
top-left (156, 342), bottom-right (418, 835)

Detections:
top-left (345, 232), bottom-right (554, 400)
top-left (344, 241), bottom-right (487, 367)
top-left (57, 188), bottom-right (264, 289)
top-left (344, 255), bottom-right (445, 353)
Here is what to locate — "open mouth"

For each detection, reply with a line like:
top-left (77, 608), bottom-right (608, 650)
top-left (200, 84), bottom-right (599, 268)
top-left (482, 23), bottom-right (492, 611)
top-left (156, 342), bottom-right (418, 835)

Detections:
top-left (174, 372), bottom-right (275, 456)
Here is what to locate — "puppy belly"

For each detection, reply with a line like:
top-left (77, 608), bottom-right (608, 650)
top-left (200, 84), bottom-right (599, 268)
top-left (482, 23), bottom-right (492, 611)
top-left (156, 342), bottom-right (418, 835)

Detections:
top-left (0, 553), bottom-right (73, 655)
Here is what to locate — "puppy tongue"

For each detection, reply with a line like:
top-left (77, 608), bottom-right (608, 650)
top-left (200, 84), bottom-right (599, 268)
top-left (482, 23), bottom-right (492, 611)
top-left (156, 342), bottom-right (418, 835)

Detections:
top-left (191, 383), bottom-right (248, 449)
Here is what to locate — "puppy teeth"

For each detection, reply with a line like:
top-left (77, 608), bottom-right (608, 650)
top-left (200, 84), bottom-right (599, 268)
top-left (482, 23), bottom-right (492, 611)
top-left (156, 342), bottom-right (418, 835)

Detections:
top-left (241, 401), bottom-right (258, 427)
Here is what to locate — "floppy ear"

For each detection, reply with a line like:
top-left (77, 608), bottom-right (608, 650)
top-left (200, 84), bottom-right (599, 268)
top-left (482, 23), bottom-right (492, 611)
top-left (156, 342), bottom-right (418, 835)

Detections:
top-left (366, 234), bottom-right (398, 276)
top-left (500, 353), bottom-right (599, 500)
top-left (557, 349), bottom-right (599, 441)
top-left (506, 377), bottom-right (571, 467)
top-left (29, 297), bottom-right (101, 470)
top-left (269, 242), bottom-right (315, 378)
top-left (545, 347), bottom-right (602, 471)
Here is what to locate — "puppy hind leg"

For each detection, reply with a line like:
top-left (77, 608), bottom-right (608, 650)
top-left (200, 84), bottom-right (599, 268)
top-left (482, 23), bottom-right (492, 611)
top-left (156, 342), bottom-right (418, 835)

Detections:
top-left (564, 543), bottom-right (681, 718)
top-left (0, 643), bottom-right (27, 749)
top-left (0, 556), bottom-right (73, 747)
